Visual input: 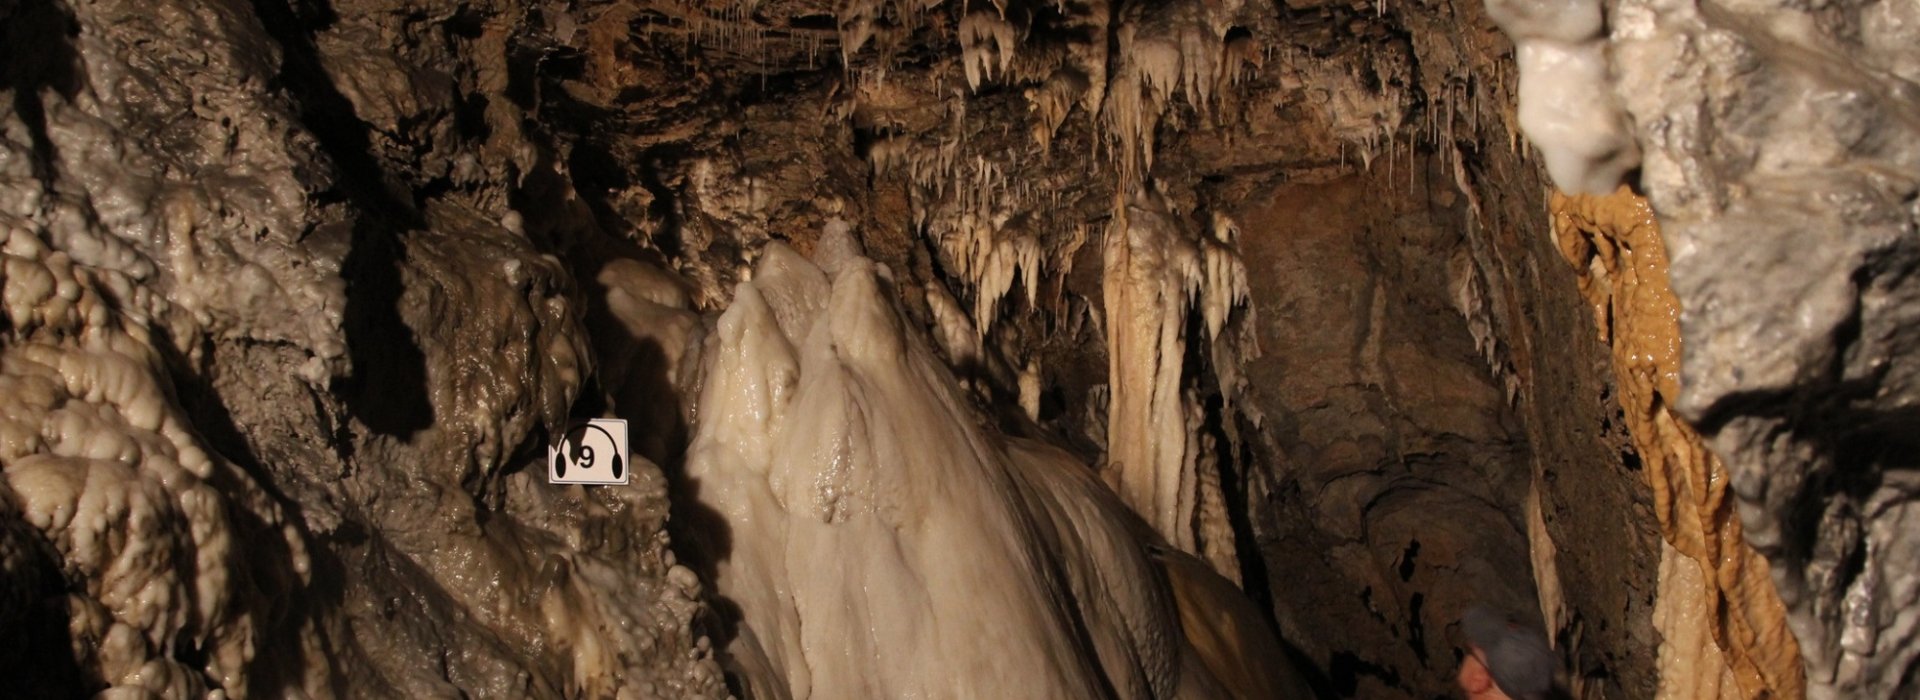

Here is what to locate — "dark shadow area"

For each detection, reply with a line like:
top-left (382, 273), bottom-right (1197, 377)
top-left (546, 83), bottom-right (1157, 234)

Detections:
top-left (635, 144), bottom-right (690, 256)
top-left (337, 216), bottom-right (434, 437)
top-left (1407, 591), bottom-right (1428, 665)
top-left (0, 530), bottom-right (93, 696)
top-left (1182, 308), bottom-right (1283, 645)
top-left (1329, 650), bottom-right (1405, 697)
top-left (1, 0), bottom-right (82, 190)
top-left (566, 137), bottom-right (641, 241)
top-left (1279, 639), bottom-right (1337, 700)
top-left (504, 144), bottom-right (746, 680)
top-left (503, 33), bottom-right (544, 111)
top-left (250, 0), bottom-right (416, 219)
top-left (249, 0), bottom-right (435, 437)
top-left (573, 279), bottom-right (741, 650)
top-left (669, 468), bottom-right (741, 637)
top-left (224, 473), bottom-right (352, 700)
top-left (297, 519), bottom-right (367, 696)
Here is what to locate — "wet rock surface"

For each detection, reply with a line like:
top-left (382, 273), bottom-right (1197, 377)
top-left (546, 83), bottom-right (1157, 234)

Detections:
top-left (0, 0), bottom-right (723, 696)
top-left (1597, 0), bottom-right (1920, 695)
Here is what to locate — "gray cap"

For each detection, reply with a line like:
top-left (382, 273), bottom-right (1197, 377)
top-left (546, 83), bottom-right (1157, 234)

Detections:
top-left (1463, 605), bottom-right (1555, 700)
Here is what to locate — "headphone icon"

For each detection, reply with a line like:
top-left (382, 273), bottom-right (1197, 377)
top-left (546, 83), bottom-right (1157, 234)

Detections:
top-left (553, 422), bottom-right (624, 481)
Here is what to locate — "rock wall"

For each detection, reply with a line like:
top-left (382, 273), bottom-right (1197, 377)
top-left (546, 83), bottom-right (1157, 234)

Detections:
top-left (1608, 1), bottom-right (1920, 696)
top-left (1489, 0), bottom-right (1920, 693)
top-left (0, 0), bottom-right (724, 696)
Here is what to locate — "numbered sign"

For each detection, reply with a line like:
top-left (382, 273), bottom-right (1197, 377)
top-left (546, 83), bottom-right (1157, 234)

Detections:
top-left (548, 418), bottom-right (629, 485)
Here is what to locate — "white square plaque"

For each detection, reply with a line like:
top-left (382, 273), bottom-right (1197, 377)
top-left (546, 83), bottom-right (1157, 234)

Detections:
top-left (548, 418), bottom-right (630, 485)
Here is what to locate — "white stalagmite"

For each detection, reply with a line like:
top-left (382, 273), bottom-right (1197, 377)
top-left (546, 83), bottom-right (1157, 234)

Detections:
top-left (1019, 359), bottom-right (1044, 421)
top-left (924, 279), bottom-right (984, 369)
top-left (1101, 187), bottom-right (1251, 579)
top-left (678, 228), bottom-right (1305, 699)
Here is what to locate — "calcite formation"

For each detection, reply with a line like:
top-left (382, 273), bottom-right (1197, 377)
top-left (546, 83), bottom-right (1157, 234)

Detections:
top-left (679, 231), bottom-right (1306, 697)
top-left (1102, 187), bottom-right (1253, 581)
top-left (1551, 188), bottom-right (1802, 700)
top-left (1487, 0), bottom-right (1639, 194)
top-left (1489, 0), bottom-right (1920, 692)
top-left (1614, 1), bottom-right (1920, 694)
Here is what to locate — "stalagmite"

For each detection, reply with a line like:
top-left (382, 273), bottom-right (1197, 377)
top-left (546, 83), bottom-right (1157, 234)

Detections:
top-left (678, 231), bottom-right (1304, 698)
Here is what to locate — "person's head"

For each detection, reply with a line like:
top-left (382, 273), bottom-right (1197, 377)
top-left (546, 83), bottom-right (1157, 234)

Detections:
top-left (1458, 606), bottom-right (1555, 700)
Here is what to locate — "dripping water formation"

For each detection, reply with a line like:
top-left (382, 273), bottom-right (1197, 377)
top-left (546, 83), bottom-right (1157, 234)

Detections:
top-left (0, 0), bottom-right (1916, 698)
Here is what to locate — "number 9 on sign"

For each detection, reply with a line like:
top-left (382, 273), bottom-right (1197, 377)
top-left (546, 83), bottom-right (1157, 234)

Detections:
top-left (548, 418), bottom-right (629, 485)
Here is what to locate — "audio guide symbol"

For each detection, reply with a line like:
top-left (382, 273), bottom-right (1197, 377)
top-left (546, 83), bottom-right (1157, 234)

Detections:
top-left (548, 418), bottom-right (629, 485)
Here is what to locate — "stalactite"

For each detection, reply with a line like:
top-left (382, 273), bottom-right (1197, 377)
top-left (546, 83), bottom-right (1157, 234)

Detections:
top-left (1448, 246), bottom-right (1519, 404)
top-left (19, 0), bottom-right (1903, 694)
top-left (1100, 0), bottom-right (1236, 184)
top-left (959, 11), bottom-right (1018, 91)
top-left (1024, 68), bottom-right (1089, 153)
top-left (1100, 187), bottom-right (1250, 580)
top-left (1484, 0), bottom-right (1637, 194)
